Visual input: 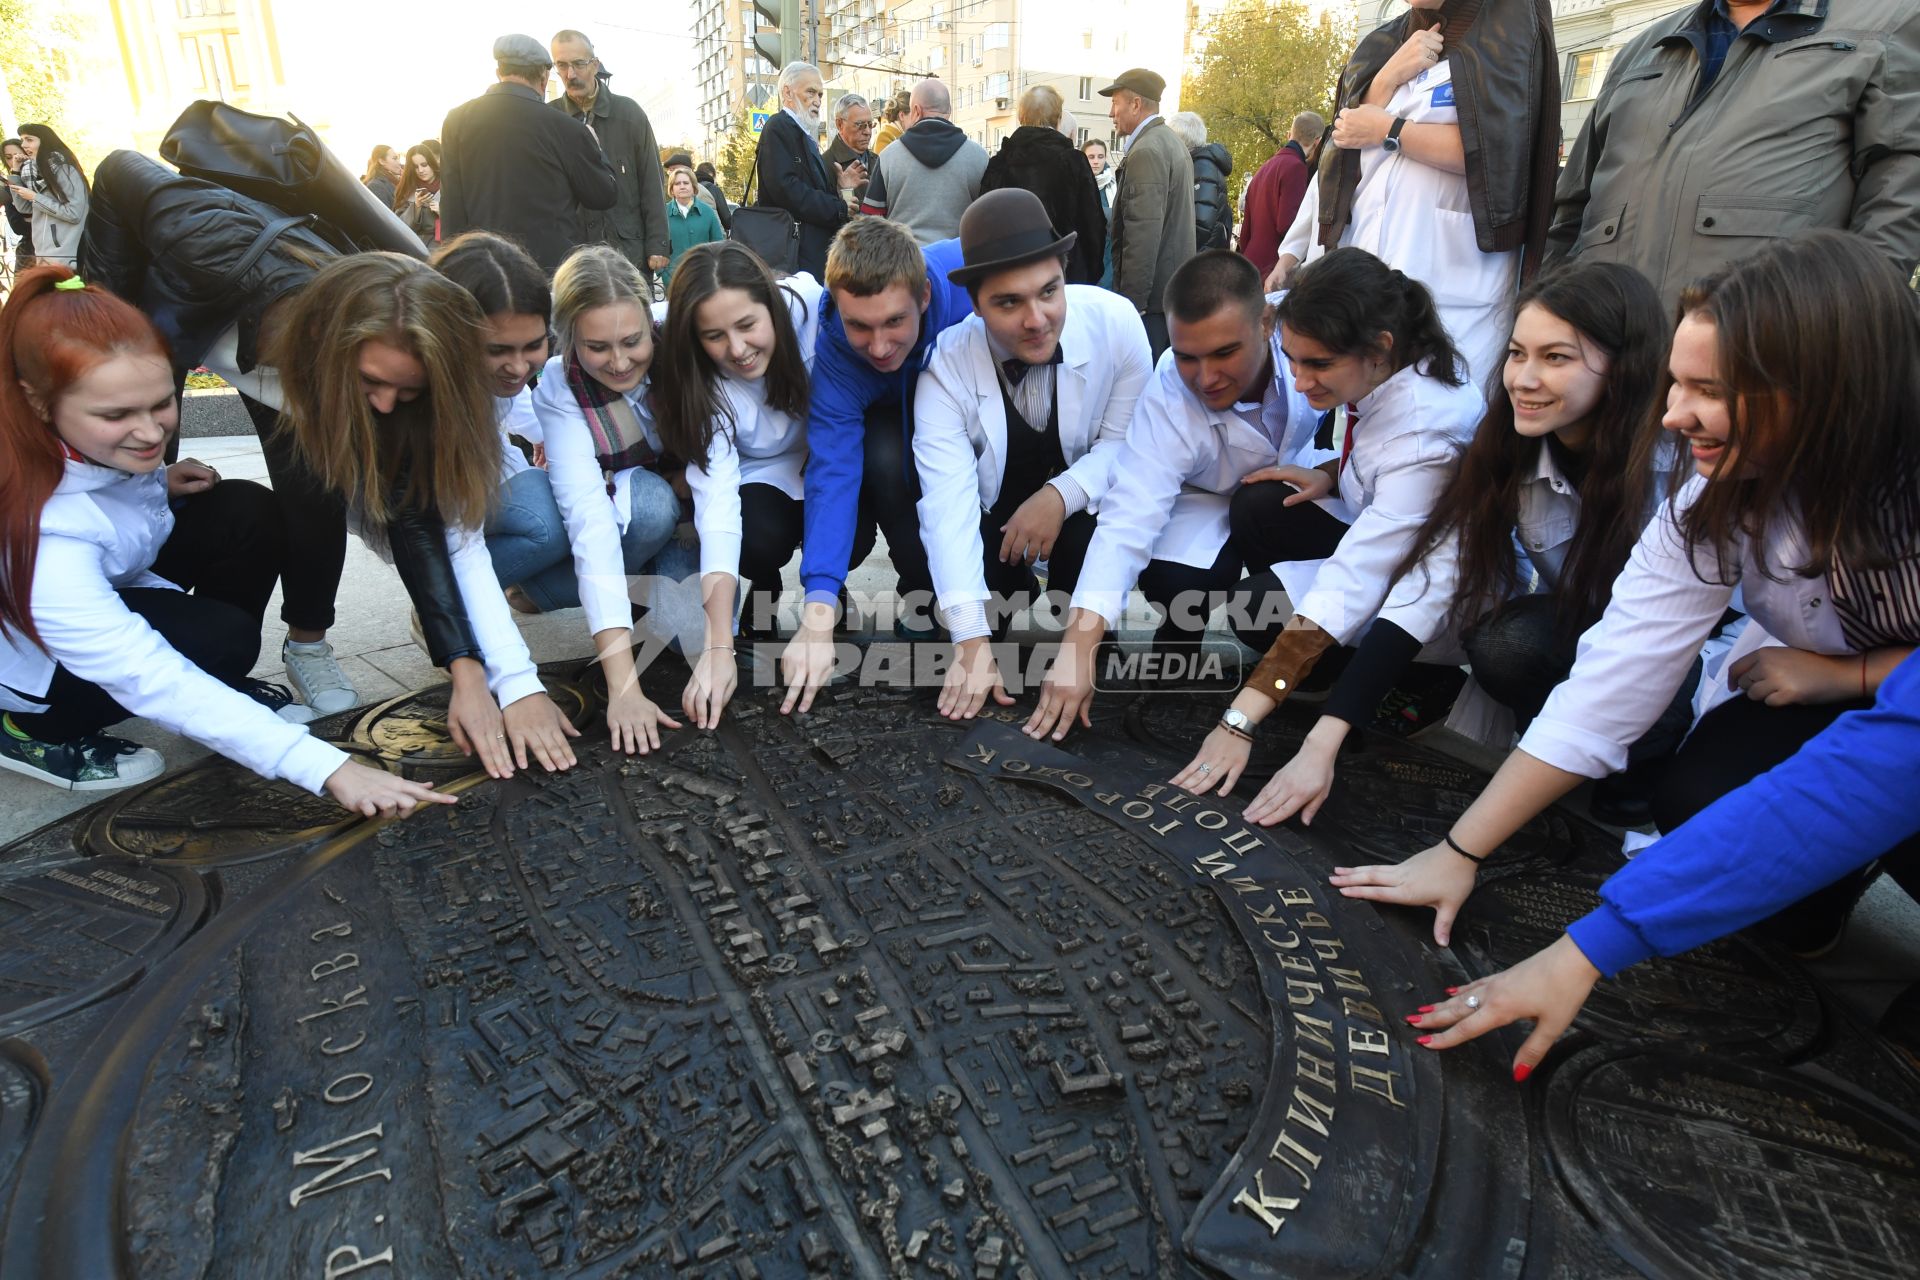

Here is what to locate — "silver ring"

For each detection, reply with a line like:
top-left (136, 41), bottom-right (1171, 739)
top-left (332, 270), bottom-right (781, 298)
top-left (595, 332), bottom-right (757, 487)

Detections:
top-left (1464, 994), bottom-right (1482, 1011)
top-left (494, 732), bottom-right (506, 739)
top-left (1197, 763), bottom-right (1213, 774)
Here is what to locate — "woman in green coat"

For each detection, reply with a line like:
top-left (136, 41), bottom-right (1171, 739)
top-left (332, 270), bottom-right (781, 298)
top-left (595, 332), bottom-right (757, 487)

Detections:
top-left (663, 166), bottom-right (724, 288)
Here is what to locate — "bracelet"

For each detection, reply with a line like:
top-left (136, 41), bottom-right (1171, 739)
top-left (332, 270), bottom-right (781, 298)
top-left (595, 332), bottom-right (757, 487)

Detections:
top-left (1219, 723), bottom-right (1252, 742)
top-left (1444, 833), bottom-right (1484, 865)
top-left (701, 645), bottom-right (736, 657)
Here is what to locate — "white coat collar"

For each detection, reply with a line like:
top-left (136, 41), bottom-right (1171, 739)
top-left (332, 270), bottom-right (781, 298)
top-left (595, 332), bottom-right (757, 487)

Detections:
top-left (53, 454), bottom-right (154, 495)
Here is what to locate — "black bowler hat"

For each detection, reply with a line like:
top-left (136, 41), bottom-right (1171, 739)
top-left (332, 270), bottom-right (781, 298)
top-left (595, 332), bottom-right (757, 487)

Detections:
top-left (1097, 68), bottom-right (1166, 102)
top-left (946, 189), bottom-right (1078, 288)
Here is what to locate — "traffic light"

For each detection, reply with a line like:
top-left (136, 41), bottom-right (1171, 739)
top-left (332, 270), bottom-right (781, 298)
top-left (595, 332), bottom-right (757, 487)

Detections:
top-left (753, 0), bottom-right (802, 68)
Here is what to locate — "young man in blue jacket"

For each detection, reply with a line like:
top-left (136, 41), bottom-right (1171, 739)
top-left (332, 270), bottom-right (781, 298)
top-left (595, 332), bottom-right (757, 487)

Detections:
top-left (778, 217), bottom-right (972, 713)
top-left (1404, 652), bottom-right (1920, 1079)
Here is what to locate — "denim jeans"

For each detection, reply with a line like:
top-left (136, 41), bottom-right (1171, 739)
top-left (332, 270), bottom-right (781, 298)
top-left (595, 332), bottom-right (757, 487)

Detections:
top-left (518, 467), bottom-right (691, 613)
top-left (484, 468), bottom-right (571, 590)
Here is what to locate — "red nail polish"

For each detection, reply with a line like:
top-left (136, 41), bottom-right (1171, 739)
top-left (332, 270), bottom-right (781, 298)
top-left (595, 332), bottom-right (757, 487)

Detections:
top-left (1445, 986), bottom-right (1459, 995)
top-left (1512, 1063), bottom-right (1533, 1083)
top-left (1404, 1014), bottom-right (1422, 1025)
top-left (1417, 1004), bottom-right (1435, 1013)
top-left (1416, 1035), bottom-right (1433, 1046)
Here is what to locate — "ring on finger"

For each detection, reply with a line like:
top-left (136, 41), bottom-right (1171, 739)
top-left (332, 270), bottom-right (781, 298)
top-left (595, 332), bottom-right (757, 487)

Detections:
top-left (1464, 994), bottom-right (1482, 1011)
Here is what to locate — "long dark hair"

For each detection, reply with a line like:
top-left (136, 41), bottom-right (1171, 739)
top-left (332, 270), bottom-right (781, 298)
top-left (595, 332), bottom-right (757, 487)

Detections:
top-left (1392, 261), bottom-right (1669, 640)
top-left (1674, 229), bottom-right (1920, 585)
top-left (20, 125), bottom-right (84, 205)
top-left (393, 141), bottom-right (441, 212)
top-left (653, 241), bottom-right (811, 469)
top-left (431, 231), bottom-right (550, 327)
top-left (1274, 247), bottom-right (1465, 386)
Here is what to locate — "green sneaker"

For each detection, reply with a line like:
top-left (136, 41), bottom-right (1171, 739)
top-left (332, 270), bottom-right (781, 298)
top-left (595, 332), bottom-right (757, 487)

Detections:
top-left (0, 724), bottom-right (165, 791)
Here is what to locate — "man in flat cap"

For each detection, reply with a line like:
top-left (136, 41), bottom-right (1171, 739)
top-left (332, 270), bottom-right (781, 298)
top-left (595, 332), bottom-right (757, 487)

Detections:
top-left (440, 34), bottom-right (617, 273)
top-left (1100, 68), bottom-right (1193, 362)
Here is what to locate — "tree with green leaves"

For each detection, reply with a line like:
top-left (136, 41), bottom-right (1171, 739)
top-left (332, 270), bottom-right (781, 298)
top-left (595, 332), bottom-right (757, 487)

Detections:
top-left (715, 110), bottom-right (758, 204)
top-left (1182, 0), bottom-right (1353, 205)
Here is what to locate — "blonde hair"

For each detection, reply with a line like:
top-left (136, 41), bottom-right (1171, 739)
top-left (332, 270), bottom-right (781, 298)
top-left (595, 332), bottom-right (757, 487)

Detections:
top-left (825, 216), bottom-right (927, 303)
top-left (268, 253), bottom-right (499, 530)
top-left (551, 244), bottom-right (653, 354)
top-left (1017, 84), bottom-right (1062, 129)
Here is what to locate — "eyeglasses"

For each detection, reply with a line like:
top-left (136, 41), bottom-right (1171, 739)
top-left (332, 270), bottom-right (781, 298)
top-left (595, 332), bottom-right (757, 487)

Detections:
top-left (555, 58), bottom-right (598, 73)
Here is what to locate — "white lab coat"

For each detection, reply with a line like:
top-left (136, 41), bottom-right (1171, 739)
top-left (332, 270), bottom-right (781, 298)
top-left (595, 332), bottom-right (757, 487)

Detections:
top-left (1277, 363), bottom-right (1483, 644)
top-left (1071, 325), bottom-right (1319, 624)
top-left (528, 357), bottom-right (679, 636)
top-left (913, 286), bottom-right (1153, 640)
top-left (685, 275), bottom-right (825, 582)
top-left (0, 460), bottom-right (350, 793)
top-left (1523, 474), bottom-right (1882, 780)
top-left (495, 387), bottom-right (541, 483)
top-left (1343, 58), bottom-right (1519, 387)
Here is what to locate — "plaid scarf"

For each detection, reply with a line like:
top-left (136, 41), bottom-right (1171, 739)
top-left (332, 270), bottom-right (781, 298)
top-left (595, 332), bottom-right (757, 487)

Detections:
top-left (564, 348), bottom-right (665, 474)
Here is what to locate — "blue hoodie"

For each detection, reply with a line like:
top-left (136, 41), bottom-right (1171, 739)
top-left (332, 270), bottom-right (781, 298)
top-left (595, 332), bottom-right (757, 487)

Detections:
top-left (1568, 653), bottom-right (1920, 975)
top-left (799, 236), bottom-right (970, 604)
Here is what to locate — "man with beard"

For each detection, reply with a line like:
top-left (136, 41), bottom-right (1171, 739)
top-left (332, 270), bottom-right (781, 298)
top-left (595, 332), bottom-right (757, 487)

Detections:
top-left (550, 28), bottom-right (671, 287)
top-left (755, 61), bottom-right (866, 279)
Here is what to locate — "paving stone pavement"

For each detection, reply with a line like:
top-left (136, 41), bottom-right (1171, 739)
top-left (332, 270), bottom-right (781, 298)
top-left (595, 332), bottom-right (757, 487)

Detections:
top-left (4, 427), bottom-right (1914, 1025)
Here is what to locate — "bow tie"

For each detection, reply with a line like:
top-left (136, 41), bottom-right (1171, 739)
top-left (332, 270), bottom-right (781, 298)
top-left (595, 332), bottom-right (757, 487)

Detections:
top-left (1001, 346), bottom-right (1063, 386)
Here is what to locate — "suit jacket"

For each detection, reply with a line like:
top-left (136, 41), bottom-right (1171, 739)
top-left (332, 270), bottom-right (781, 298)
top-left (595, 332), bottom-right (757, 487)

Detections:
top-left (979, 126), bottom-right (1108, 285)
top-left (913, 286), bottom-right (1153, 635)
top-left (754, 109), bottom-right (849, 279)
top-left (440, 81), bottom-right (617, 274)
top-left (1108, 117), bottom-right (1195, 315)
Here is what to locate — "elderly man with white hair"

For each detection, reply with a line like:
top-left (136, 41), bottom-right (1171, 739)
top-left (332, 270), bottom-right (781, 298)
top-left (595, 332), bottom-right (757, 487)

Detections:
top-left (824, 92), bottom-right (875, 205)
top-left (859, 78), bottom-right (988, 245)
top-left (754, 60), bottom-right (866, 277)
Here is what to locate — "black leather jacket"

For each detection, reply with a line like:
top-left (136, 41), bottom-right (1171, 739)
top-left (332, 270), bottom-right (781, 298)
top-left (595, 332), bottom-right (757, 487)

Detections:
top-left (82, 150), bottom-right (483, 669)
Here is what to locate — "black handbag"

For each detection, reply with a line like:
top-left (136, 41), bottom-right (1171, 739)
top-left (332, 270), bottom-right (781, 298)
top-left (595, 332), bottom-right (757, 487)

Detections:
top-left (158, 100), bottom-right (427, 259)
top-left (726, 157), bottom-right (801, 276)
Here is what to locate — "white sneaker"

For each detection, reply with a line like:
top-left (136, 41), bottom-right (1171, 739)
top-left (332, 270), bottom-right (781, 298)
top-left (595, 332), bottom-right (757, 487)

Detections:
top-left (281, 640), bottom-right (359, 716)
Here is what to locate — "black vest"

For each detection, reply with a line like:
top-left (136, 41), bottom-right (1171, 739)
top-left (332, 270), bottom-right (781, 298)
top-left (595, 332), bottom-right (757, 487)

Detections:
top-left (988, 379), bottom-right (1066, 522)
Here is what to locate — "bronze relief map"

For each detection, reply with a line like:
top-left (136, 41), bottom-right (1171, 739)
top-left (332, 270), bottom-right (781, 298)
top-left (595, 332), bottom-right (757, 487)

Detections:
top-left (0, 664), bottom-right (1914, 1279)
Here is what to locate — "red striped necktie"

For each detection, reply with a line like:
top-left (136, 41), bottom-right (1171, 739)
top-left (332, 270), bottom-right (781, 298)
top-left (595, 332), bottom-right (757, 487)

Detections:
top-left (1339, 403), bottom-right (1360, 471)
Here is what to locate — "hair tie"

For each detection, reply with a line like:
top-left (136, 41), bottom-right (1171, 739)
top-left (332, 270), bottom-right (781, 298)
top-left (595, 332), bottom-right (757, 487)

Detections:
top-left (53, 276), bottom-right (86, 291)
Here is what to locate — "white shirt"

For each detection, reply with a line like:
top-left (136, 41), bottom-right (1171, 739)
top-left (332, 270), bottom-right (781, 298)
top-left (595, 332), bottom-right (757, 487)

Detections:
top-left (1071, 318), bottom-right (1319, 624)
top-left (914, 286), bottom-right (1153, 641)
top-left (495, 387), bottom-right (541, 482)
top-left (1282, 362), bottom-right (1483, 645)
top-left (1523, 475), bottom-right (1869, 779)
top-left (528, 355), bottom-right (676, 636)
top-left (686, 275), bottom-right (825, 582)
top-left (0, 460), bottom-right (350, 794)
top-left (1341, 58), bottom-right (1519, 385)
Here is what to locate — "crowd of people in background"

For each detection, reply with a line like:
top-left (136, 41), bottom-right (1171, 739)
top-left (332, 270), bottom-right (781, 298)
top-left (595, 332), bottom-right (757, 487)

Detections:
top-left (0, 0), bottom-right (1917, 1081)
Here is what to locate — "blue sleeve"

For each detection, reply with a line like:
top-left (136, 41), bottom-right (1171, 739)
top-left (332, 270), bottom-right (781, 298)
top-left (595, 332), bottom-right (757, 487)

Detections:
top-left (1567, 653), bottom-right (1920, 975)
top-left (799, 326), bottom-right (880, 604)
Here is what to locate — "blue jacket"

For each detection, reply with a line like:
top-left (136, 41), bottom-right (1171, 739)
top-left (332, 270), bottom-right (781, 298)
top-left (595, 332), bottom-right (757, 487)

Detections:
top-left (1568, 653), bottom-right (1920, 975)
top-left (799, 236), bottom-right (971, 603)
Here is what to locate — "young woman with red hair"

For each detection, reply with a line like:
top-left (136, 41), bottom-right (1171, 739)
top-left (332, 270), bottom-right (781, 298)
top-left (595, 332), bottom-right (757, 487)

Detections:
top-left (0, 266), bottom-right (449, 817)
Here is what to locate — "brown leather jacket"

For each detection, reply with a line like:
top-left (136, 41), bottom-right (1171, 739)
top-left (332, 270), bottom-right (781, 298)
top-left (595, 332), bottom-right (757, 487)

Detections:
top-left (1318, 0), bottom-right (1559, 276)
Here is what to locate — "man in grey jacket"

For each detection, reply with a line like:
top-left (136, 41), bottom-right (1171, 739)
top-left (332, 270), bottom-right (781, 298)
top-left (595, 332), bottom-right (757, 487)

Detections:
top-left (859, 80), bottom-right (988, 245)
top-left (550, 28), bottom-right (671, 284)
top-left (1550, 0), bottom-right (1919, 306)
top-left (1100, 68), bottom-right (1195, 362)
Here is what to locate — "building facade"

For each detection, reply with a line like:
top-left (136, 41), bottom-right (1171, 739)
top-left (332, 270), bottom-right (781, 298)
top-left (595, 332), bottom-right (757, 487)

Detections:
top-left (695, 0), bottom-right (780, 160)
top-left (108, 0), bottom-right (289, 155)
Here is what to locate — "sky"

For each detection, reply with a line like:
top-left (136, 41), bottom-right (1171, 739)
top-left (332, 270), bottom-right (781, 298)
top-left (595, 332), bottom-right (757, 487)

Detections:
top-left (272, 1), bottom-right (707, 162)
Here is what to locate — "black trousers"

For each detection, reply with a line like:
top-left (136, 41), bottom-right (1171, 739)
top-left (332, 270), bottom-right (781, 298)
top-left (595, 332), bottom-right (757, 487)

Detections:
top-left (1224, 480), bottom-right (1351, 651)
top-left (738, 483), bottom-right (879, 631)
top-left (1465, 592), bottom-right (1699, 766)
top-left (860, 401), bottom-right (932, 600)
top-left (1139, 540), bottom-right (1245, 647)
top-left (1653, 691), bottom-right (1920, 944)
top-left (979, 508), bottom-right (1097, 639)
top-left (12, 480), bottom-right (286, 742)
top-left (243, 392), bottom-right (348, 632)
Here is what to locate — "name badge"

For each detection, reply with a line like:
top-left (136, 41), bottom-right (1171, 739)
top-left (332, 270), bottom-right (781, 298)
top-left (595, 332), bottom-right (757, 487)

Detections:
top-left (1431, 82), bottom-right (1456, 107)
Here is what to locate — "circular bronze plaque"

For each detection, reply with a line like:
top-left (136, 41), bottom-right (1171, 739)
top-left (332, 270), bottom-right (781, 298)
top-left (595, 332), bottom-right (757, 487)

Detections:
top-left (349, 675), bottom-right (594, 777)
top-left (1545, 1045), bottom-right (1920, 1279)
top-left (0, 860), bottom-right (205, 1036)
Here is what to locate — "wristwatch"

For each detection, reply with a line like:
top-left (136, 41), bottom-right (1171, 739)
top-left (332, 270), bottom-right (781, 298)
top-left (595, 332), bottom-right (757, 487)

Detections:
top-left (1219, 708), bottom-right (1255, 738)
top-left (1382, 116), bottom-right (1408, 153)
